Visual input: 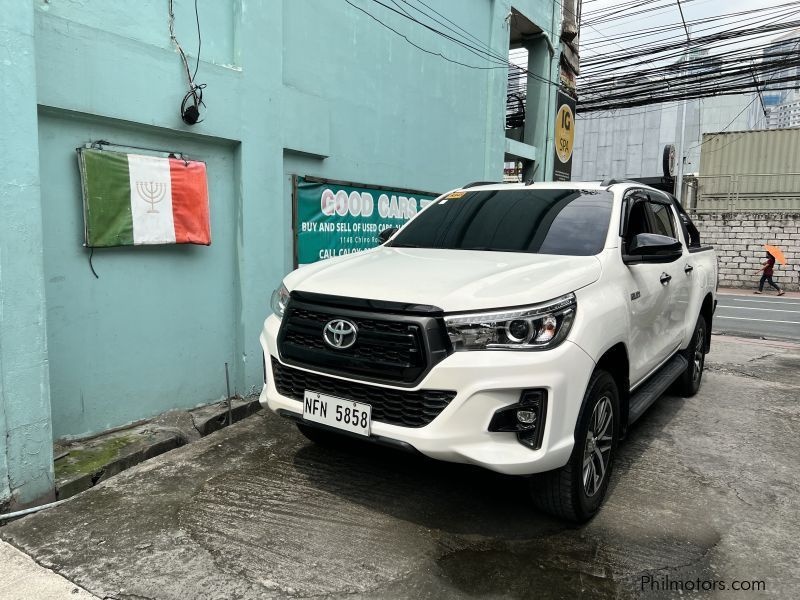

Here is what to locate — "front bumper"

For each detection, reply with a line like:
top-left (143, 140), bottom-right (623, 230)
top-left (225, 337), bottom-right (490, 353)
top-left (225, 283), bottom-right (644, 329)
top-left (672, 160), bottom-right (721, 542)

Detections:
top-left (259, 314), bottom-right (596, 476)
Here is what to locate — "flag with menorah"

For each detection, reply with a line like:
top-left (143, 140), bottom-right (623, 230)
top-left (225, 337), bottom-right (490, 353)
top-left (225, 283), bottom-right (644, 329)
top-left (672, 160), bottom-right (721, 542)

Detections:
top-left (78, 148), bottom-right (210, 247)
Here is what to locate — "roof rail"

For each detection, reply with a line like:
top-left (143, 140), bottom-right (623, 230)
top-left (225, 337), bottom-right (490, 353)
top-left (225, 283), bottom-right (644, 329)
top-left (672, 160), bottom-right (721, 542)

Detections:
top-left (461, 181), bottom-right (502, 189)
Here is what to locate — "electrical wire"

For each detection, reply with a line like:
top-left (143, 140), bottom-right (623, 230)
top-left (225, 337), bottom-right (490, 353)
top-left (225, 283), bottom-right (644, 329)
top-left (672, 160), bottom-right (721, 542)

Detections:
top-left (579, 4), bottom-right (795, 85)
top-left (168, 0), bottom-right (206, 124)
top-left (577, 5), bottom-right (800, 113)
top-left (343, 0), bottom-right (560, 90)
top-left (343, 0), bottom-right (506, 70)
top-left (345, 0), bottom-right (569, 133)
top-left (581, 10), bottom-right (800, 72)
top-left (578, 2), bottom-right (800, 76)
top-left (685, 36), bottom-right (800, 154)
top-left (168, 0), bottom-right (193, 84)
top-left (581, 3), bottom-right (800, 51)
top-left (191, 0), bottom-right (202, 80)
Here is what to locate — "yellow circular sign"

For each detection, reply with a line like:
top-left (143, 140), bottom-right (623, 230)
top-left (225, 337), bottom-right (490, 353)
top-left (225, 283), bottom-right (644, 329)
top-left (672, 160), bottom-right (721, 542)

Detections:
top-left (555, 103), bottom-right (575, 164)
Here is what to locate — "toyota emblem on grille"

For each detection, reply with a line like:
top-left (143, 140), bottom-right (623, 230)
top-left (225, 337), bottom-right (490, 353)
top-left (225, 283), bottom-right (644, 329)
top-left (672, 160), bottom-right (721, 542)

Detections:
top-left (323, 319), bottom-right (358, 349)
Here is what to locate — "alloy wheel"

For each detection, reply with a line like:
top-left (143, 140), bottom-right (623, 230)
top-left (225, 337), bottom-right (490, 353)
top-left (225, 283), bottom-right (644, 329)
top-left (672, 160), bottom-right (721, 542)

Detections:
top-left (693, 325), bottom-right (705, 383)
top-left (583, 396), bottom-right (613, 497)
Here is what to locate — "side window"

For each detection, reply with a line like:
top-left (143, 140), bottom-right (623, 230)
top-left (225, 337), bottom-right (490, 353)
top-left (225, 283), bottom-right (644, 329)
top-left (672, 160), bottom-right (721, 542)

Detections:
top-left (647, 202), bottom-right (677, 239)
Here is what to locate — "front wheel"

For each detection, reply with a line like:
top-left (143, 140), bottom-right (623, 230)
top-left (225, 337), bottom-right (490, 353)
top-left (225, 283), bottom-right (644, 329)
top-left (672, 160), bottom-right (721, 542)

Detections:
top-left (530, 370), bottom-right (619, 523)
top-left (673, 315), bottom-right (706, 397)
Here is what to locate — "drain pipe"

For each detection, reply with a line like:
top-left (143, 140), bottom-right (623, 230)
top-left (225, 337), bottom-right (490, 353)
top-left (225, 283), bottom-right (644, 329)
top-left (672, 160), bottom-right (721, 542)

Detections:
top-left (0, 499), bottom-right (70, 523)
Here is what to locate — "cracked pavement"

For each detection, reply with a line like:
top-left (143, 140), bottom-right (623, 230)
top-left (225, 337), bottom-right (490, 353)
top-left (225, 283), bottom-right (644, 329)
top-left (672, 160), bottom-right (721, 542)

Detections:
top-left (1, 335), bottom-right (798, 599)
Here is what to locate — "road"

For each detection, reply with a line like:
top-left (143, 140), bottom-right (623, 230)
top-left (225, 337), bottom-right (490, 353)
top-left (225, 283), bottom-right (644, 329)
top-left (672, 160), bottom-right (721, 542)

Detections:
top-left (713, 292), bottom-right (800, 342)
top-left (1, 336), bottom-right (799, 599)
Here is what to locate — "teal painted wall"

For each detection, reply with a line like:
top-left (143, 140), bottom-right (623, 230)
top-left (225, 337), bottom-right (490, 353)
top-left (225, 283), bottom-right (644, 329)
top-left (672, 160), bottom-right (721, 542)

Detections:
top-left (0, 1), bottom-right (54, 508)
top-left (1, 0), bottom-right (561, 501)
top-left (32, 0), bottom-right (280, 440)
top-left (38, 113), bottom-right (240, 438)
top-left (282, 0), bottom-right (503, 189)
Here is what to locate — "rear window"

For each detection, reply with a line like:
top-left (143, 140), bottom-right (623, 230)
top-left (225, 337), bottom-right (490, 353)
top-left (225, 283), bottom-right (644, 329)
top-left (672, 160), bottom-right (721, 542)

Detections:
top-left (389, 189), bottom-right (613, 256)
top-left (648, 202), bottom-right (677, 238)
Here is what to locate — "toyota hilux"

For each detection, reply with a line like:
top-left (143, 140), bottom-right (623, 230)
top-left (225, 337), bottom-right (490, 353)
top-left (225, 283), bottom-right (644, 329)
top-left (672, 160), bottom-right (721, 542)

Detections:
top-left (260, 180), bottom-right (717, 522)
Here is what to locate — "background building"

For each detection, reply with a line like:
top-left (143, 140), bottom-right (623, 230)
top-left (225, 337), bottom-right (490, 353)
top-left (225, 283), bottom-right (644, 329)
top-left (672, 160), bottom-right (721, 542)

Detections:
top-left (0, 0), bottom-right (568, 509)
top-left (572, 94), bottom-right (754, 182)
top-left (764, 98), bottom-right (800, 129)
top-left (573, 30), bottom-right (800, 184)
top-left (572, 49), bottom-right (756, 184)
top-left (754, 30), bottom-right (800, 129)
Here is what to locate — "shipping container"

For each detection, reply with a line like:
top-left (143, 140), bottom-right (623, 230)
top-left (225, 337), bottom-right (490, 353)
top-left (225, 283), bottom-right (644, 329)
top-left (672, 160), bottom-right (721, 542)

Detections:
top-left (696, 128), bottom-right (800, 211)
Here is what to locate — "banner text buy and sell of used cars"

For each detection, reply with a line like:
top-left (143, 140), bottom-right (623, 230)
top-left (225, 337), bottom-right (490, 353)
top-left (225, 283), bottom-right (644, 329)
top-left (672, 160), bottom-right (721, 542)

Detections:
top-left (293, 176), bottom-right (437, 266)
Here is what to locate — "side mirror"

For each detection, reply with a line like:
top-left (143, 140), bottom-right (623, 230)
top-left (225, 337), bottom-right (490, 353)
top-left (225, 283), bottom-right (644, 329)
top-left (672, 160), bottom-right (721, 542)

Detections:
top-left (624, 233), bottom-right (683, 264)
top-left (378, 227), bottom-right (398, 245)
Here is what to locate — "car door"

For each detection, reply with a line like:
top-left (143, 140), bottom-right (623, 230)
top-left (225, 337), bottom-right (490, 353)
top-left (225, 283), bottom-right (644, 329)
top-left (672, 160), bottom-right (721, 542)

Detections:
top-left (646, 196), bottom-right (690, 350)
top-left (621, 191), bottom-right (681, 385)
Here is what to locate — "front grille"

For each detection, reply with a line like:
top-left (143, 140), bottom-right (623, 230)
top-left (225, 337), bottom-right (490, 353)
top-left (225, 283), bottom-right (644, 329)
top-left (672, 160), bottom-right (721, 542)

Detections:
top-left (277, 297), bottom-right (450, 386)
top-left (271, 358), bottom-right (456, 428)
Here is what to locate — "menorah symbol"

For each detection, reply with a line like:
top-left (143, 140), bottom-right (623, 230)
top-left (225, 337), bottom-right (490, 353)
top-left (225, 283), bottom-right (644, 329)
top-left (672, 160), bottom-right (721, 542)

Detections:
top-left (135, 181), bottom-right (167, 214)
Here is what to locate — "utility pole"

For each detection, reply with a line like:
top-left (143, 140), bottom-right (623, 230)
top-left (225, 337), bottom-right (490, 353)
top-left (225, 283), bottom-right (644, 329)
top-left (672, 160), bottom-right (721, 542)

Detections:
top-left (674, 0), bottom-right (690, 205)
top-left (675, 88), bottom-right (688, 204)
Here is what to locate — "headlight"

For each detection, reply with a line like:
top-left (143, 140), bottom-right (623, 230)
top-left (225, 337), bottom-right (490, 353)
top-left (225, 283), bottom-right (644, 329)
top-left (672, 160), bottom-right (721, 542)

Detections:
top-left (444, 293), bottom-right (576, 351)
top-left (270, 284), bottom-right (290, 319)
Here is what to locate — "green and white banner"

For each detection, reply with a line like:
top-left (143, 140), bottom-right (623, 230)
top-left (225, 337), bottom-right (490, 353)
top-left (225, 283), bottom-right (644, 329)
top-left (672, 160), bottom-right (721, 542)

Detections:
top-left (293, 176), bottom-right (438, 266)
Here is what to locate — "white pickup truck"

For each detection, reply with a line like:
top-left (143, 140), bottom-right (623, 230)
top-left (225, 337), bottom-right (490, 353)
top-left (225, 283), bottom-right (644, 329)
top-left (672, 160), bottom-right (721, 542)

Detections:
top-left (260, 180), bottom-right (718, 522)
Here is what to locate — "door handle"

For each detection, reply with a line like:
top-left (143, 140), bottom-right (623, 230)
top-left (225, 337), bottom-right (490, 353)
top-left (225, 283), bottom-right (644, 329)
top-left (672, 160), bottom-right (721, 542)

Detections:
top-left (660, 273), bottom-right (672, 285)
top-left (684, 264), bottom-right (694, 274)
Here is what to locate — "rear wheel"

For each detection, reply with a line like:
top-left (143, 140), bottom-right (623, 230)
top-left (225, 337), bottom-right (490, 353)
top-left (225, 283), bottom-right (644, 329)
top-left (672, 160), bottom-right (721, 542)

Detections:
top-left (674, 315), bottom-right (706, 397)
top-left (530, 370), bottom-right (619, 523)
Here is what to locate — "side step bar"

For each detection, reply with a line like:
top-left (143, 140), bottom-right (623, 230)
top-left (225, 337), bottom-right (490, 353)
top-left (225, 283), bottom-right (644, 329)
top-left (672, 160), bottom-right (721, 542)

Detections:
top-left (628, 354), bottom-right (688, 424)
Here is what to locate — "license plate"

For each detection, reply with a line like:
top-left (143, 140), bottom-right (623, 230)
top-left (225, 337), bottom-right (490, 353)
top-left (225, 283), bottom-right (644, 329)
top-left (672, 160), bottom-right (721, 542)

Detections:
top-left (303, 390), bottom-right (372, 437)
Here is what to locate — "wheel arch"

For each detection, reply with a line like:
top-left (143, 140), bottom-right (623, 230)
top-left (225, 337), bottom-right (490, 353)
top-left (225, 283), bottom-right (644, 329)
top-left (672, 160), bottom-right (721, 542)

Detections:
top-left (595, 342), bottom-right (630, 433)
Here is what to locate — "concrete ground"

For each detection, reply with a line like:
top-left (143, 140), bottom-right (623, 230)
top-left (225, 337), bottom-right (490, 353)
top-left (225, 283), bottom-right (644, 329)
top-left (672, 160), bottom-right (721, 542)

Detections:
top-left (0, 540), bottom-right (97, 600)
top-left (1, 335), bottom-right (798, 599)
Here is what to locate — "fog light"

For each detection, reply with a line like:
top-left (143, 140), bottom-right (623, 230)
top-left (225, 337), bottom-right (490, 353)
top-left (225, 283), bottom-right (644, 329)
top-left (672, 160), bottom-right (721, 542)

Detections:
top-left (516, 410), bottom-right (536, 425)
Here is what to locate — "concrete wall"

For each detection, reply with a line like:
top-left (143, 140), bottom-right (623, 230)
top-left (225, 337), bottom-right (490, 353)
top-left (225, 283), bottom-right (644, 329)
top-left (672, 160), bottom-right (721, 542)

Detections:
top-left (1, 0), bottom-right (562, 505)
top-left (32, 0), bottom-right (279, 443)
top-left (0, 2), bottom-right (55, 509)
top-left (281, 0), bottom-right (509, 197)
top-left (692, 212), bottom-right (800, 291)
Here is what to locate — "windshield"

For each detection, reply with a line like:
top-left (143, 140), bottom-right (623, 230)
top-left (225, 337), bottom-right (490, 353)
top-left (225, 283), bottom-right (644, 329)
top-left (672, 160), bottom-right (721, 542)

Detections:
top-left (389, 189), bottom-right (613, 256)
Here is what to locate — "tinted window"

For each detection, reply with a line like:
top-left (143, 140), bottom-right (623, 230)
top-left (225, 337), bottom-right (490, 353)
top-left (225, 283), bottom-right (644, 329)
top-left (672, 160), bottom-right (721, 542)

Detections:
top-left (648, 202), bottom-right (677, 238)
top-left (625, 198), bottom-right (650, 244)
top-left (389, 189), bottom-right (613, 256)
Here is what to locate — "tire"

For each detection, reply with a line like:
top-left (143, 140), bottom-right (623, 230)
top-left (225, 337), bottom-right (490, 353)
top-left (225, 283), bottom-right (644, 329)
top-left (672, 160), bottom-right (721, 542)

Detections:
top-left (530, 370), bottom-right (620, 523)
top-left (295, 422), bottom-right (345, 446)
top-left (673, 315), bottom-right (706, 397)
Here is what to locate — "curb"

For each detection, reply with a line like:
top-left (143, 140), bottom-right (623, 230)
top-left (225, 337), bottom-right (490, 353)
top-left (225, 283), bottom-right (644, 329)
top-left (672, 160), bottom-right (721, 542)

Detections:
top-left (54, 397), bottom-right (261, 501)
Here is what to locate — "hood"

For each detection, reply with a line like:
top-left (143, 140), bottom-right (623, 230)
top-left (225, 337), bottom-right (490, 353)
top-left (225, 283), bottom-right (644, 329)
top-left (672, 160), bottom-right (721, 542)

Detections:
top-left (284, 247), bottom-right (602, 312)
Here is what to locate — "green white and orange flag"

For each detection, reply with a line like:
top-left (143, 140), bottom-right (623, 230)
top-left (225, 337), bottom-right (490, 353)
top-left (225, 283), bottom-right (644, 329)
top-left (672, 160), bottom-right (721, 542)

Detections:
top-left (78, 148), bottom-right (211, 247)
